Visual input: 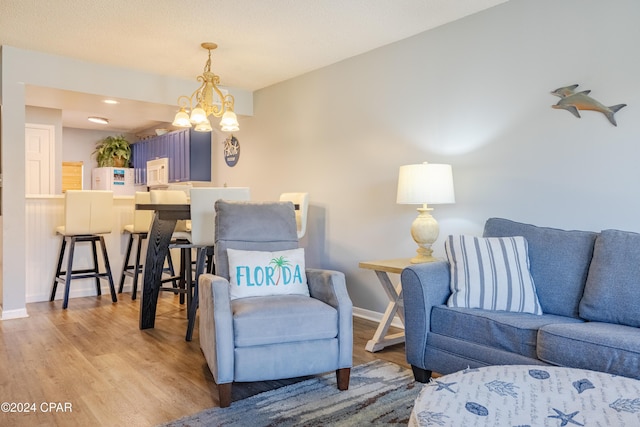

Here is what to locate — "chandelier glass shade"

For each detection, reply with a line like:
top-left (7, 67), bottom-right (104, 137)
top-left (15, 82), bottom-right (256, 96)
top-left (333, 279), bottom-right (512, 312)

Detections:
top-left (172, 42), bottom-right (239, 132)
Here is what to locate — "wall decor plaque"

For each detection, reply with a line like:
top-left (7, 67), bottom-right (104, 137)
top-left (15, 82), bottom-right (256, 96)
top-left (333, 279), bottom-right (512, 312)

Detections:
top-left (224, 135), bottom-right (240, 167)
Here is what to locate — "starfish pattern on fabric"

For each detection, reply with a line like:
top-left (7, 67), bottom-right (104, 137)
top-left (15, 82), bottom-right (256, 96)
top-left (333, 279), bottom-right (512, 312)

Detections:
top-left (548, 408), bottom-right (584, 426)
top-left (430, 380), bottom-right (457, 393)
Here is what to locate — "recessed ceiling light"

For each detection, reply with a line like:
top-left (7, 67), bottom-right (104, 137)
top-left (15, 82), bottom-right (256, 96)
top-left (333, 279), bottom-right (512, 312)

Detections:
top-left (88, 116), bottom-right (109, 124)
top-left (102, 99), bottom-right (119, 105)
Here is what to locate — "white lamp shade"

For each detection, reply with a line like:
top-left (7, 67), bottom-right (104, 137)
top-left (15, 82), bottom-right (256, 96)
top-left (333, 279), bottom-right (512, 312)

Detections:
top-left (220, 110), bottom-right (240, 132)
top-left (189, 105), bottom-right (208, 124)
top-left (194, 120), bottom-right (213, 132)
top-left (397, 163), bottom-right (455, 205)
top-left (172, 109), bottom-right (192, 128)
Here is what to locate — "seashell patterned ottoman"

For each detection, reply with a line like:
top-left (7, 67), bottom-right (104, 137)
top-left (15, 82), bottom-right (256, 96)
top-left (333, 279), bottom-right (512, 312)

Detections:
top-left (409, 365), bottom-right (640, 426)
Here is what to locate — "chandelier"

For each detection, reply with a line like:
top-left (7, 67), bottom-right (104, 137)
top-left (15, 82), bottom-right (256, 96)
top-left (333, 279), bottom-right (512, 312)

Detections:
top-left (172, 42), bottom-right (239, 132)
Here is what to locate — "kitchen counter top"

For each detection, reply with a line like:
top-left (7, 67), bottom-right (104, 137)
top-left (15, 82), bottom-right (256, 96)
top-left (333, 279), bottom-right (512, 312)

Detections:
top-left (26, 194), bottom-right (134, 200)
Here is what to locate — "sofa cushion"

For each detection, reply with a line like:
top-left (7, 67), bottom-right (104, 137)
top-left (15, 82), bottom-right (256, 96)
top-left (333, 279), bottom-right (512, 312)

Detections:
top-left (538, 322), bottom-right (640, 380)
top-left (483, 218), bottom-right (597, 318)
top-left (430, 305), bottom-right (582, 359)
top-left (232, 295), bottom-right (337, 347)
top-left (445, 235), bottom-right (542, 314)
top-left (579, 229), bottom-right (640, 327)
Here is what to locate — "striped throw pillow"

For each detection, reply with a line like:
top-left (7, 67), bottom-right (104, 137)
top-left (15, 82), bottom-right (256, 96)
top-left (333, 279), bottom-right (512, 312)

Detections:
top-left (445, 235), bottom-right (542, 314)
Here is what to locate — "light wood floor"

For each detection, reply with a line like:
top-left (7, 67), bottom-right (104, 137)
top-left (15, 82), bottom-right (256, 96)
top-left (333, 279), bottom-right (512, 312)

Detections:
top-left (0, 292), bottom-right (409, 427)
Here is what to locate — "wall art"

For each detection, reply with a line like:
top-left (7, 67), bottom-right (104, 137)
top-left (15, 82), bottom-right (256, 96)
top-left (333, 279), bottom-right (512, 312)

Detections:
top-left (551, 84), bottom-right (626, 126)
top-left (224, 135), bottom-right (240, 167)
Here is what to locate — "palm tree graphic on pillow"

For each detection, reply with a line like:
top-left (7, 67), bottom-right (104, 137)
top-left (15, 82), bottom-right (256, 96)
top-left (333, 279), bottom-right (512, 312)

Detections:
top-left (269, 256), bottom-right (291, 285)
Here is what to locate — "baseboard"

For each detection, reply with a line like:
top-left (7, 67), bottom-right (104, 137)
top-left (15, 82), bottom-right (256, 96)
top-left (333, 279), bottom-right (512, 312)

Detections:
top-left (27, 284), bottom-right (129, 304)
top-left (1, 307), bottom-right (29, 320)
top-left (352, 306), bottom-right (404, 330)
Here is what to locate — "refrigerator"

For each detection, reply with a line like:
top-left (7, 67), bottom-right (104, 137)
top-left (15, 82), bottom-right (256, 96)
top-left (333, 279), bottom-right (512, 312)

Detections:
top-left (92, 167), bottom-right (135, 196)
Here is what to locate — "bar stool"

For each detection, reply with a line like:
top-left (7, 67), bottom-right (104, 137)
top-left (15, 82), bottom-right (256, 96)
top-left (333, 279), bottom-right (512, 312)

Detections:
top-left (279, 192), bottom-right (309, 238)
top-left (50, 190), bottom-right (117, 309)
top-left (185, 187), bottom-right (250, 341)
top-left (118, 191), bottom-right (177, 299)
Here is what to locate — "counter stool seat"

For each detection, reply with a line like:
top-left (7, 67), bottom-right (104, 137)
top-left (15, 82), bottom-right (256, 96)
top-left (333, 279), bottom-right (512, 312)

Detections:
top-left (50, 190), bottom-right (117, 309)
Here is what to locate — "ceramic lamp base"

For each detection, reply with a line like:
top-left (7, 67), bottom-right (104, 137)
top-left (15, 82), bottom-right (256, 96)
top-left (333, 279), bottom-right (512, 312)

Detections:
top-left (410, 207), bottom-right (439, 264)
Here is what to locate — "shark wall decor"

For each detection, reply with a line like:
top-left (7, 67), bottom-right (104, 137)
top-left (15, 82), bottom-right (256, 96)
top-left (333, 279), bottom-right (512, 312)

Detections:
top-left (551, 84), bottom-right (626, 126)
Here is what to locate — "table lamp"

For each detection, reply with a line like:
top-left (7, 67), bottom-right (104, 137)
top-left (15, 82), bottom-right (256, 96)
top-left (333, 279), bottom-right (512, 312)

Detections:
top-left (397, 162), bottom-right (455, 263)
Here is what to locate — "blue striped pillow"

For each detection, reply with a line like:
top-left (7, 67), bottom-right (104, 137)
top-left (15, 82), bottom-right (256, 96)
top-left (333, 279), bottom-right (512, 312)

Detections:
top-left (445, 235), bottom-right (542, 314)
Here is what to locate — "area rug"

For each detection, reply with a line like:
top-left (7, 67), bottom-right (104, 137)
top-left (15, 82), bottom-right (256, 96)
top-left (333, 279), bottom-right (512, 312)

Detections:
top-left (160, 360), bottom-right (421, 426)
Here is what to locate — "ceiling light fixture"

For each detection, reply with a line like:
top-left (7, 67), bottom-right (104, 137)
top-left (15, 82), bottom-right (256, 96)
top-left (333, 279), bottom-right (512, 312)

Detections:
top-left (172, 42), bottom-right (239, 132)
top-left (102, 99), bottom-right (119, 105)
top-left (88, 116), bottom-right (109, 125)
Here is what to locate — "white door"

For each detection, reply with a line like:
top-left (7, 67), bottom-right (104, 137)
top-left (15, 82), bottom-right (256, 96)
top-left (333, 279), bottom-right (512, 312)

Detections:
top-left (25, 124), bottom-right (55, 195)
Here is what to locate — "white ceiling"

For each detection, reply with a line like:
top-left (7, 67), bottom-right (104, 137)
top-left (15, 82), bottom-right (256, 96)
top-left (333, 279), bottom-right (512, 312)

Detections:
top-left (1, 0), bottom-right (508, 134)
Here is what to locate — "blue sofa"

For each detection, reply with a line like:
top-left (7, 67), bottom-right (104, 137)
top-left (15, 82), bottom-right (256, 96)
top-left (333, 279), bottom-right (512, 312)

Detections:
top-left (402, 218), bottom-right (640, 382)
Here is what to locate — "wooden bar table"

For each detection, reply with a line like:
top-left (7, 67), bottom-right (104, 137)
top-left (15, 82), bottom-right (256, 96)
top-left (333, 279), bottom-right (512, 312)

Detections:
top-left (359, 258), bottom-right (413, 352)
top-left (136, 203), bottom-right (191, 329)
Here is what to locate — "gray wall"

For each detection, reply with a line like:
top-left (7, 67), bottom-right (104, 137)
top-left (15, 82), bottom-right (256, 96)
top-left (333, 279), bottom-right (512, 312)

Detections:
top-left (214, 0), bottom-right (640, 315)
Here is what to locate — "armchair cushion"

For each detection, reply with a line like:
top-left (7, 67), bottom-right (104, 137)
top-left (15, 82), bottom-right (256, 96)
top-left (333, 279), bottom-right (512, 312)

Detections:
top-left (232, 295), bottom-right (338, 347)
top-left (445, 235), bottom-right (542, 315)
top-left (227, 248), bottom-right (310, 300)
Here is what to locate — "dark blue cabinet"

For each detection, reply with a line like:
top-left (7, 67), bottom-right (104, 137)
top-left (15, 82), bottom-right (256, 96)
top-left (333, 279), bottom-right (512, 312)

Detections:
top-left (132, 129), bottom-right (211, 185)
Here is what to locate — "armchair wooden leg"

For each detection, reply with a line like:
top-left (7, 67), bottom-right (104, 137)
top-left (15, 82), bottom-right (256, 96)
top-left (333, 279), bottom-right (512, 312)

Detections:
top-left (218, 383), bottom-right (232, 408)
top-left (336, 367), bottom-right (350, 390)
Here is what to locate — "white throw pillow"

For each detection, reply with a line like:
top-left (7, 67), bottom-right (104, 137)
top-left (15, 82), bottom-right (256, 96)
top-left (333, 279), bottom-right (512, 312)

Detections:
top-left (227, 248), bottom-right (310, 300)
top-left (445, 235), bottom-right (542, 314)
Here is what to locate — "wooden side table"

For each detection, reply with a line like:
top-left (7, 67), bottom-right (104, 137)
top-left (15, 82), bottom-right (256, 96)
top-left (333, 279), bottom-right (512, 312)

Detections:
top-left (359, 258), bottom-right (413, 352)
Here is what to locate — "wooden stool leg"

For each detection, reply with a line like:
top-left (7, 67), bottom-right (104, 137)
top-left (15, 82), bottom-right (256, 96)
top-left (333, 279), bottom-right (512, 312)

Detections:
top-left (165, 251), bottom-right (178, 289)
top-left (185, 248), bottom-right (193, 311)
top-left (186, 247), bottom-right (207, 341)
top-left (62, 237), bottom-right (76, 310)
top-left (131, 234), bottom-right (145, 300)
top-left (178, 249), bottom-right (187, 304)
top-left (205, 246), bottom-right (214, 274)
top-left (50, 236), bottom-right (66, 302)
top-left (90, 238), bottom-right (101, 296)
top-left (119, 233), bottom-right (135, 294)
top-left (99, 236), bottom-right (118, 303)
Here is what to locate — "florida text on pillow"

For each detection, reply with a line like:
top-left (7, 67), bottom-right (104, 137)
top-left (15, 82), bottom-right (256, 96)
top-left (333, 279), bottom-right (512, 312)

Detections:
top-left (227, 248), bottom-right (310, 300)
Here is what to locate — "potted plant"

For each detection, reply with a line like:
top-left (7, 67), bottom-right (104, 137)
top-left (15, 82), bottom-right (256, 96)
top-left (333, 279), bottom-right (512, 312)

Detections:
top-left (93, 135), bottom-right (132, 167)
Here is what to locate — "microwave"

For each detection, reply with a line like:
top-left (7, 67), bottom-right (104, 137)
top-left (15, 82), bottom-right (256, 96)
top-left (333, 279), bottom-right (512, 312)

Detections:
top-left (147, 157), bottom-right (169, 187)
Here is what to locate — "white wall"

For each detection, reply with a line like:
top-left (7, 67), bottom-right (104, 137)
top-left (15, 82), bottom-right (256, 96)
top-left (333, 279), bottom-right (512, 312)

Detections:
top-left (25, 106), bottom-right (63, 192)
top-left (63, 128), bottom-right (136, 187)
top-left (26, 106), bottom-right (137, 191)
top-left (214, 0), bottom-right (640, 314)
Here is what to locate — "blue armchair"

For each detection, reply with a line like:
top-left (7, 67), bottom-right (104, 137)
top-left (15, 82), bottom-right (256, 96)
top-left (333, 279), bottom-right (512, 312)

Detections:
top-left (198, 200), bottom-right (353, 407)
